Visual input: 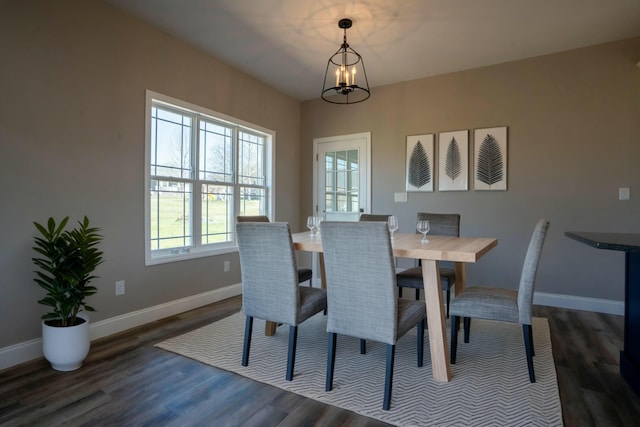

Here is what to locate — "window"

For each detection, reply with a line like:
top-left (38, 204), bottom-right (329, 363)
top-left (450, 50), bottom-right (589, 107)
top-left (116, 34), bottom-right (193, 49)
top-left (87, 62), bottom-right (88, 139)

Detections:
top-left (145, 91), bottom-right (273, 265)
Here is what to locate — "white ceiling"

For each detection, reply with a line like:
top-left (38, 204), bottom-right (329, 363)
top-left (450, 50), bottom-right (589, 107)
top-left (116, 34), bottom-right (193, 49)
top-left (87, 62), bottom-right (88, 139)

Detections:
top-left (104, 0), bottom-right (640, 101)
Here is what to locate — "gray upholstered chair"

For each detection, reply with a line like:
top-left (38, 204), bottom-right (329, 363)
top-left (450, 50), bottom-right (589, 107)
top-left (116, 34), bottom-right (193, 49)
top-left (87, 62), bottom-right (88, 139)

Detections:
top-left (236, 222), bottom-right (327, 381)
top-left (396, 213), bottom-right (460, 317)
top-left (359, 213), bottom-right (391, 222)
top-left (236, 215), bottom-right (313, 285)
top-left (449, 219), bottom-right (550, 383)
top-left (320, 221), bottom-right (426, 410)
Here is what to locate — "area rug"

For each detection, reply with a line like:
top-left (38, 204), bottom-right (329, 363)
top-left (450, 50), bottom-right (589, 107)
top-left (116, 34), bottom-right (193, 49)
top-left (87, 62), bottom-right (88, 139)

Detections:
top-left (156, 312), bottom-right (563, 426)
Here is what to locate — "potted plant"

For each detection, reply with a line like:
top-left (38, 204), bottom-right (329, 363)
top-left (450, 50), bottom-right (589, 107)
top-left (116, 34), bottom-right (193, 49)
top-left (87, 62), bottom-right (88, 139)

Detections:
top-left (32, 216), bottom-right (103, 371)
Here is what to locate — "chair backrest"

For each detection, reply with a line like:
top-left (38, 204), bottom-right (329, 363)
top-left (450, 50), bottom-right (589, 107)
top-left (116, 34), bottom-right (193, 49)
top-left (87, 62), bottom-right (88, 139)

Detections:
top-left (416, 212), bottom-right (460, 237)
top-left (417, 213), bottom-right (460, 269)
top-left (236, 215), bottom-right (270, 223)
top-left (321, 221), bottom-right (399, 344)
top-left (517, 219), bottom-right (550, 324)
top-left (236, 222), bottom-right (300, 325)
top-left (359, 214), bottom-right (390, 222)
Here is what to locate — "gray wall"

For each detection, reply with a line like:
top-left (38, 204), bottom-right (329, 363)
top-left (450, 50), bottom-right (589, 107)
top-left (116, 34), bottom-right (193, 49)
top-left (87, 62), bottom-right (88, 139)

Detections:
top-left (301, 37), bottom-right (640, 302)
top-left (0, 0), bottom-right (302, 348)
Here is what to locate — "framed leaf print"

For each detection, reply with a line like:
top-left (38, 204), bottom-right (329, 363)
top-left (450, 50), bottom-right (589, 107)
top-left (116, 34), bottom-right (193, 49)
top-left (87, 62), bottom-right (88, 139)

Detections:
top-left (438, 130), bottom-right (469, 191)
top-left (406, 134), bottom-right (434, 192)
top-left (474, 126), bottom-right (507, 191)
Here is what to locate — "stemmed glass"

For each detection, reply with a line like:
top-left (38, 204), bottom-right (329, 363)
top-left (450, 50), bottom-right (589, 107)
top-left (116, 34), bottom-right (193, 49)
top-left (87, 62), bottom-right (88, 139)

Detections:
top-left (388, 215), bottom-right (398, 240)
top-left (307, 216), bottom-right (318, 237)
top-left (417, 219), bottom-right (430, 243)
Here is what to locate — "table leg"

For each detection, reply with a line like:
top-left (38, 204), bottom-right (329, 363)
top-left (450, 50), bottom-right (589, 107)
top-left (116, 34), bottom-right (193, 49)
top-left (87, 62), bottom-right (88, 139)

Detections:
top-left (265, 321), bottom-right (277, 336)
top-left (320, 252), bottom-right (327, 290)
top-left (422, 259), bottom-right (452, 382)
top-left (454, 262), bottom-right (466, 296)
top-left (621, 252), bottom-right (640, 396)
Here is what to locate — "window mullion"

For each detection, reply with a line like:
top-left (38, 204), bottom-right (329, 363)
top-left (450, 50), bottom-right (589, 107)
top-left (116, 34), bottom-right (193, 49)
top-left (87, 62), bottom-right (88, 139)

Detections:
top-left (192, 114), bottom-right (202, 250)
top-left (233, 126), bottom-right (240, 224)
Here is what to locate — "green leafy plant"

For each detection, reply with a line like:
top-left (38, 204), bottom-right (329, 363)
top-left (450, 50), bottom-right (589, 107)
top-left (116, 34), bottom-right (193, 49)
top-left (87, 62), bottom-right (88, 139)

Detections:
top-left (32, 216), bottom-right (104, 327)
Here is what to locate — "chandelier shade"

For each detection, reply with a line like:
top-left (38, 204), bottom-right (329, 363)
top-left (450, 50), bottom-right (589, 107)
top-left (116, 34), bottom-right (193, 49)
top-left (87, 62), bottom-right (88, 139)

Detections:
top-left (321, 18), bottom-right (370, 104)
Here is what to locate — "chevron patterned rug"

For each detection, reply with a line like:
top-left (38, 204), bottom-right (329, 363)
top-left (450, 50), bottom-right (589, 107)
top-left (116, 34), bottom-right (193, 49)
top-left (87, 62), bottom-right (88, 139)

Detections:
top-left (156, 312), bottom-right (563, 426)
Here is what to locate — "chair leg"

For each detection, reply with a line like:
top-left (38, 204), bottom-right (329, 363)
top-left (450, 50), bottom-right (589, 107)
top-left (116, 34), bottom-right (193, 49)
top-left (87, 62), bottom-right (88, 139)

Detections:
top-left (523, 324), bottom-right (536, 383)
top-left (242, 316), bottom-right (253, 366)
top-left (286, 325), bottom-right (298, 381)
top-left (415, 288), bottom-right (420, 301)
top-left (326, 332), bottom-right (337, 391)
top-left (445, 289), bottom-right (451, 318)
top-left (398, 287), bottom-right (403, 298)
top-left (463, 317), bottom-right (471, 343)
top-left (383, 344), bottom-right (396, 410)
top-left (360, 339), bottom-right (366, 355)
top-left (417, 319), bottom-right (425, 367)
top-left (529, 326), bottom-right (535, 357)
top-left (450, 315), bottom-right (459, 364)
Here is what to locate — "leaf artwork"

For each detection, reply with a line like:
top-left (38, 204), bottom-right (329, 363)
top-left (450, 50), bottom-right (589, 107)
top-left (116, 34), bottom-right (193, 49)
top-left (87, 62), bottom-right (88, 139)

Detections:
top-left (408, 140), bottom-right (431, 188)
top-left (476, 134), bottom-right (504, 186)
top-left (444, 137), bottom-right (462, 182)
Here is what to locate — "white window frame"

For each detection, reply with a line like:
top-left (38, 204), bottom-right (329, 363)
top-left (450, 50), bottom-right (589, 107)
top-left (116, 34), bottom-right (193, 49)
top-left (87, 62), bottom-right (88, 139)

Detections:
top-left (144, 90), bottom-right (275, 265)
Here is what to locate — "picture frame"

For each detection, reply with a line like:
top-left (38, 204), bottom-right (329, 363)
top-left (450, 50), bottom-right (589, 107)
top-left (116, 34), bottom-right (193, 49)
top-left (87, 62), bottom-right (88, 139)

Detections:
top-left (438, 130), bottom-right (469, 191)
top-left (474, 126), bottom-right (507, 191)
top-left (406, 134), bottom-right (434, 192)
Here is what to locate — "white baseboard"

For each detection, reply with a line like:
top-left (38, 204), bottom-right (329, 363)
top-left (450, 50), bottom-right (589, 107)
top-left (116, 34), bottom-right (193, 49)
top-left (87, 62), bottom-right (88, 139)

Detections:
top-left (0, 283), bottom-right (242, 372)
top-left (0, 286), bottom-right (623, 372)
top-left (533, 291), bottom-right (624, 315)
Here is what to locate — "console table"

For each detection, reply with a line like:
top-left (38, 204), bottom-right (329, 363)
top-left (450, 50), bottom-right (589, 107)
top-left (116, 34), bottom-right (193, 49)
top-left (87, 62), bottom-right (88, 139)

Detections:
top-left (565, 231), bottom-right (640, 396)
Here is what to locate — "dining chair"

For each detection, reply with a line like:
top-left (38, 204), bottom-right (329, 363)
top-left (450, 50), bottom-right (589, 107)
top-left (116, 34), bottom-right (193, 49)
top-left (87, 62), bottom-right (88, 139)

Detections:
top-left (236, 215), bottom-right (313, 285)
top-left (320, 221), bottom-right (426, 410)
top-left (395, 213), bottom-right (460, 317)
top-left (449, 219), bottom-right (550, 383)
top-left (359, 213), bottom-right (391, 222)
top-left (236, 222), bottom-right (327, 381)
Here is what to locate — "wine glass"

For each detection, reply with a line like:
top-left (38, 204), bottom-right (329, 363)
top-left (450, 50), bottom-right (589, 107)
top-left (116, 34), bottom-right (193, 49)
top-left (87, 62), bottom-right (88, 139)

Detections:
top-left (388, 215), bottom-right (398, 240)
top-left (315, 215), bottom-right (323, 236)
top-left (307, 216), bottom-right (317, 237)
top-left (417, 219), bottom-right (430, 243)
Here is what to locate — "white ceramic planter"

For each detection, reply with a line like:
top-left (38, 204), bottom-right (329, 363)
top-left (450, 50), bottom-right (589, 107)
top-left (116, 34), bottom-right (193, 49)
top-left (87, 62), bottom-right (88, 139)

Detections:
top-left (42, 312), bottom-right (90, 371)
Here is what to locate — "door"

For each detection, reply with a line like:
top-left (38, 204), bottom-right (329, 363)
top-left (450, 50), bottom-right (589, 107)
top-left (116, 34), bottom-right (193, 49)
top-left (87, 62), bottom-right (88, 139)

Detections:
top-left (311, 133), bottom-right (371, 286)
top-left (313, 132), bottom-right (371, 222)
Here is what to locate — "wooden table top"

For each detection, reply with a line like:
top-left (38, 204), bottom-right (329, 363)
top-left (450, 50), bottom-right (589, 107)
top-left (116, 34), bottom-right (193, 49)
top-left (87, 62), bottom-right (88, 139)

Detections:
top-left (292, 231), bottom-right (497, 262)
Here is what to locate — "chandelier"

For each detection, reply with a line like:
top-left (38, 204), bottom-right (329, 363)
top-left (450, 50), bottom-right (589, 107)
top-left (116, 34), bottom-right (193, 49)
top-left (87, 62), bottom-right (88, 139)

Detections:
top-left (321, 18), bottom-right (370, 104)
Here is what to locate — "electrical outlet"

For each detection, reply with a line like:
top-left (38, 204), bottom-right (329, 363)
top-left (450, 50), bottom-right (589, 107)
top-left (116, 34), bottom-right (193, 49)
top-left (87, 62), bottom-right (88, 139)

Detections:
top-left (619, 187), bottom-right (630, 200)
top-left (115, 280), bottom-right (125, 296)
top-left (224, 261), bottom-right (230, 272)
top-left (394, 192), bottom-right (408, 202)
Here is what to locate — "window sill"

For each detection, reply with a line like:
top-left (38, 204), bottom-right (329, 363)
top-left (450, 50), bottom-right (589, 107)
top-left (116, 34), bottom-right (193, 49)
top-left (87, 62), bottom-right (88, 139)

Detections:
top-left (145, 246), bottom-right (239, 266)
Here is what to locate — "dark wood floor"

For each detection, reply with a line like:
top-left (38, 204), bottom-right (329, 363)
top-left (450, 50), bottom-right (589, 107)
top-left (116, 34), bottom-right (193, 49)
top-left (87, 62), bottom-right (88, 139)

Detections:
top-left (1, 296), bottom-right (639, 426)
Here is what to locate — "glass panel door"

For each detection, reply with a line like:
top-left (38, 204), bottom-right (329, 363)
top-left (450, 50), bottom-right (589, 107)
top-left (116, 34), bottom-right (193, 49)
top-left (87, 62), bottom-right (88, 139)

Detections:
top-left (314, 132), bottom-right (370, 222)
top-left (323, 148), bottom-right (361, 221)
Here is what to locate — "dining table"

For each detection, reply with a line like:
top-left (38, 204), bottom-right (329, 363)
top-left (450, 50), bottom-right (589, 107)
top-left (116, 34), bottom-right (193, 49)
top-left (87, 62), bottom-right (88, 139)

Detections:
top-left (565, 231), bottom-right (640, 396)
top-left (265, 230), bottom-right (498, 383)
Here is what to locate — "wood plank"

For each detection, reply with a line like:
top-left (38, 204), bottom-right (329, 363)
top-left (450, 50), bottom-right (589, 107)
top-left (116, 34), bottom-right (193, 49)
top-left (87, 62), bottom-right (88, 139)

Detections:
top-left (292, 232), bottom-right (498, 263)
top-left (390, 234), bottom-right (498, 263)
top-left (421, 259), bottom-right (451, 382)
top-left (454, 262), bottom-right (466, 295)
